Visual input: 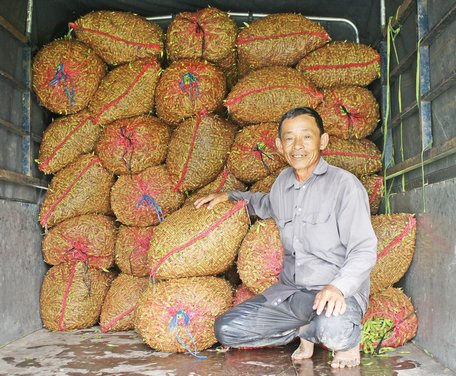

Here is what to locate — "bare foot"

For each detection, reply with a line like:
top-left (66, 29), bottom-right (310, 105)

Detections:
top-left (331, 344), bottom-right (360, 368)
top-left (291, 338), bottom-right (315, 361)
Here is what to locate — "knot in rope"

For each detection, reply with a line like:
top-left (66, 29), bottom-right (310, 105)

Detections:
top-left (49, 63), bottom-right (75, 107)
top-left (169, 309), bottom-right (207, 360)
top-left (179, 72), bottom-right (199, 100)
top-left (136, 194), bottom-right (165, 223)
top-left (252, 141), bottom-right (275, 174)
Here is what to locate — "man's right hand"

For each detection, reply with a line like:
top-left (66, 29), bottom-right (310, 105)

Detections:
top-left (193, 192), bottom-right (229, 210)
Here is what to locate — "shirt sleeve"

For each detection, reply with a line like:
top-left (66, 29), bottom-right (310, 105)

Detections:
top-left (329, 178), bottom-right (378, 298)
top-left (228, 190), bottom-right (273, 219)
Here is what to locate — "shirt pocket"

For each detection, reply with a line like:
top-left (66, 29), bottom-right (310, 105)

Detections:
top-left (275, 217), bottom-right (293, 255)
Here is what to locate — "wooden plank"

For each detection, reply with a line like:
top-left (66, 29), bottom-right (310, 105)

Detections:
top-left (385, 136), bottom-right (456, 179)
top-left (0, 169), bottom-right (48, 190)
top-left (0, 15), bottom-right (27, 44)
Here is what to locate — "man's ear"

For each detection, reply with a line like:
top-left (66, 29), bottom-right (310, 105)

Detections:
top-left (275, 137), bottom-right (284, 155)
top-left (320, 133), bottom-right (329, 150)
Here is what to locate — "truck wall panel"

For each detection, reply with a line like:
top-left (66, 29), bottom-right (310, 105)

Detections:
top-left (391, 178), bottom-right (456, 371)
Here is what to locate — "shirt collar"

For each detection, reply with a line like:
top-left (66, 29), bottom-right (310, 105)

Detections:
top-left (284, 157), bottom-right (329, 189)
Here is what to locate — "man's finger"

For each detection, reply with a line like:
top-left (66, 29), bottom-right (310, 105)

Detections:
top-left (325, 299), bottom-right (335, 317)
top-left (332, 299), bottom-right (343, 317)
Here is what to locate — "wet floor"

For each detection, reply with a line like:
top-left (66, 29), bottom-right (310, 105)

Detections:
top-left (0, 328), bottom-right (454, 376)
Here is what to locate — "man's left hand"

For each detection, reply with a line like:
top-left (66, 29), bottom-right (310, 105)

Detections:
top-left (313, 285), bottom-right (346, 317)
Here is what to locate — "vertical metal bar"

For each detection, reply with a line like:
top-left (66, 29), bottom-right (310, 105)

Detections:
top-left (417, 0), bottom-right (433, 150)
top-left (21, 0), bottom-right (33, 176)
top-left (380, 0), bottom-right (387, 31)
top-left (381, 40), bottom-right (394, 169)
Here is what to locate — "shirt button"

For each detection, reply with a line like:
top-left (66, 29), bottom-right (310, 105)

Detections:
top-left (297, 262), bottom-right (302, 266)
top-left (297, 207), bottom-right (302, 213)
top-left (273, 302), bottom-right (278, 306)
top-left (277, 298), bottom-right (282, 303)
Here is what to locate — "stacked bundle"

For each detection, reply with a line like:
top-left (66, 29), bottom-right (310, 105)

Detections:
top-left (33, 7), bottom-right (419, 355)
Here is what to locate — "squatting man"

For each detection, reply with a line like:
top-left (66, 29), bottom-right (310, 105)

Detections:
top-left (194, 107), bottom-right (377, 368)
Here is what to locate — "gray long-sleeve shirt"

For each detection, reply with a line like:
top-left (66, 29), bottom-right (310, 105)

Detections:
top-left (228, 157), bottom-right (377, 313)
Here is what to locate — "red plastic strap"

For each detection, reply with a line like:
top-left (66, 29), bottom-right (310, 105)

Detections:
top-left (377, 216), bottom-right (416, 260)
top-left (299, 56), bottom-right (381, 71)
top-left (58, 263), bottom-right (77, 331)
top-left (149, 200), bottom-right (247, 278)
top-left (369, 177), bottom-right (384, 205)
top-left (215, 168), bottom-right (230, 193)
top-left (68, 22), bottom-right (161, 50)
top-left (225, 85), bottom-right (323, 108)
top-left (93, 61), bottom-right (157, 124)
top-left (100, 305), bottom-right (136, 333)
top-left (237, 30), bottom-right (330, 45)
top-left (40, 157), bottom-right (101, 227)
top-left (321, 150), bottom-right (381, 160)
top-left (173, 109), bottom-right (209, 192)
top-left (39, 115), bottom-right (93, 172)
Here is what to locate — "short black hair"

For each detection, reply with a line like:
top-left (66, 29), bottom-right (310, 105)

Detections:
top-left (278, 107), bottom-right (324, 138)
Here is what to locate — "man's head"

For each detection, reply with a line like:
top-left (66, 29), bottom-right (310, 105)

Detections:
top-left (275, 107), bottom-right (329, 181)
top-left (278, 107), bottom-right (325, 138)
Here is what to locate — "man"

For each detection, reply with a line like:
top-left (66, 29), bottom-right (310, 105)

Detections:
top-left (194, 107), bottom-right (377, 368)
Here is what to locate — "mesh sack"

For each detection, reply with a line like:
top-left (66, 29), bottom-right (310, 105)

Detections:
top-left (39, 154), bottom-right (114, 229)
top-left (185, 166), bottom-right (247, 206)
top-left (237, 219), bottom-right (283, 294)
top-left (42, 214), bottom-right (116, 269)
top-left (321, 137), bottom-right (382, 177)
top-left (236, 13), bottom-right (330, 77)
top-left (40, 261), bottom-right (111, 331)
top-left (111, 165), bottom-right (185, 227)
top-left (362, 287), bottom-right (417, 353)
top-left (317, 86), bottom-right (379, 139)
top-left (166, 111), bottom-right (236, 192)
top-left (32, 39), bottom-right (106, 115)
top-left (96, 115), bottom-right (169, 175)
top-left (360, 174), bottom-right (384, 215)
top-left (297, 41), bottom-right (381, 88)
top-left (99, 274), bottom-right (149, 332)
top-left (115, 225), bottom-right (154, 277)
top-left (370, 213), bottom-right (417, 294)
top-left (166, 7), bottom-right (237, 65)
top-left (148, 201), bottom-right (249, 280)
top-left (37, 110), bottom-right (101, 174)
top-left (228, 123), bottom-right (286, 184)
top-left (249, 167), bottom-right (289, 193)
top-left (70, 11), bottom-right (164, 65)
top-left (225, 66), bottom-right (323, 125)
top-left (135, 276), bottom-right (233, 353)
top-left (89, 57), bottom-right (161, 126)
top-left (233, 284), bottom-right (256, 306)
top-left (155, 59), bottom-right (226, 126)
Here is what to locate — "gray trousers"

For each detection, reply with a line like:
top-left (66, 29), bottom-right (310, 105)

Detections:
top-left (215, 290), bottom-right (362, 352)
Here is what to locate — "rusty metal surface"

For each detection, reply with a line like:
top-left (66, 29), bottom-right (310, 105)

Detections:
top-left (0, 328), bottom-right (453, 376)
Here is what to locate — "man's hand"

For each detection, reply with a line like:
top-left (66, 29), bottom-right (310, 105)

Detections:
top-left (194, 192), bottom-right (229, 210)
top-left (313, 285), bottom-right (346, 317)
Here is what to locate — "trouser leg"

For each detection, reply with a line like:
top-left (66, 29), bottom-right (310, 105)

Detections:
top-left (298, 295), bottom-right (363, 352)
top-left (214, 295), bottom-right (305, 348)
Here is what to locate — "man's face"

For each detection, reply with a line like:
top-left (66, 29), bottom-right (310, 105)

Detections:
top-left (275, 114), bottom-right (329, 176)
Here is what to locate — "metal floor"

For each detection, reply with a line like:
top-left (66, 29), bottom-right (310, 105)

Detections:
top-left (0, 328), bottom-right (454, 376)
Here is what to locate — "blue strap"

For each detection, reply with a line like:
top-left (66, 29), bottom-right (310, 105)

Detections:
top-left (169, 309), bottom-right (207, 360)
top-left (179, 73), bottom-right (199, 100)
top-left (136, 194), bottom-right (165, 222)
top-left (49, 63), bottom-right (75, 107)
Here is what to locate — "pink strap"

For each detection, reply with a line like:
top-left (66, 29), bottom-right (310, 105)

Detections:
top-left (237, 30), bottom-right (330, 45)
top-left (369, 177), bottom-right (384, 205)
top-left (40, 157), bottom-right (101, 227)
top-left (300, 56), bottom-right (381, 71)
top-left (69, 22), bottom-right (161, 50)
top-left (377, 216), bottom-right (416, 260)
top-left (225, 85), bottom-right (323, 108)
top-left (149, 200), bottom-right (247, 278)
top-left (93, 61), bottom-right (158, 124)
top-left (100, 306), bottom-right (136, 333)
top-left (39, 115), bottom-right (93, 172)
top-left (173, 109), bottom-right (208, 192)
